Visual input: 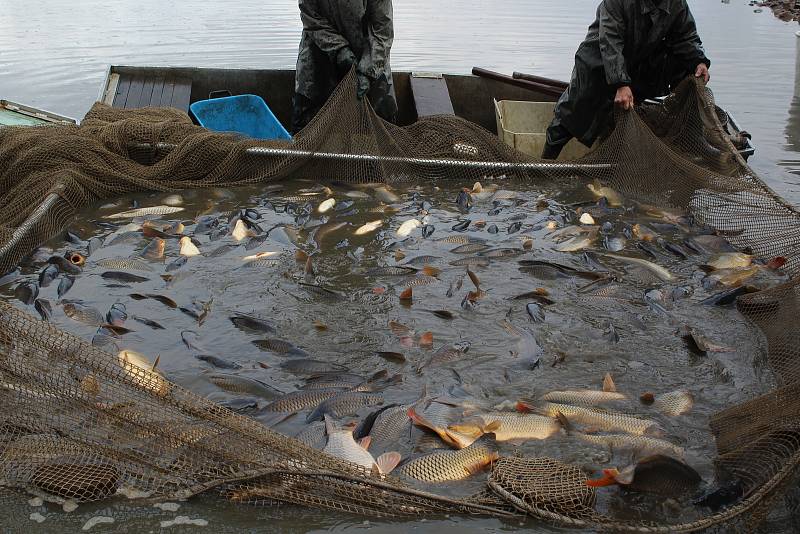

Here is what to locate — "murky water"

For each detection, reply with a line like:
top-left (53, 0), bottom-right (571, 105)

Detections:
top-left (0, 173), bottom-right (787, 531)
top-left (0, 0), bottom-right (799, 203)
top-left (0, 0), bottom-right (798, 531)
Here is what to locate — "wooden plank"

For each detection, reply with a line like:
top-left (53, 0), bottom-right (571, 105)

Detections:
top-left (148, 76), bottom-right (165, 107)
top-left (136, 77), bottom-right (155, 108)
top-left (125, 76), bottom-right (146, 109)
top-left (112, 75), bottom-right (132, 108)
top-left (158, 78), bottom-right (176, 107)
top-left (410, 74), bottom-right (455, 117)
top-left (103, 73), bottom-right (121, 106)
top-left (169, 77), bottom-right (192, 111)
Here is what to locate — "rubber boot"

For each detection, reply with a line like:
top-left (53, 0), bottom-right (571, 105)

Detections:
top-left (541, 141), bottom-right (565, 160)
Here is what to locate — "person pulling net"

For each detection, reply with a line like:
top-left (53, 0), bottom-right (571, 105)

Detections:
top-left (542, 0), bottom-right (711, 160)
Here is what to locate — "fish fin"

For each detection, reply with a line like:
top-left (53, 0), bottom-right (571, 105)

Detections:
top-left (483, 420), bottom-right (502, 434)
top-left (614, 466), bottom-right (635, 485)
top-left (359, 436), bottom-right (372, 451)
top-left (419, 331), bottom-right (433, 347)
top-left (262, 411), bottom-right (296, 428)
top-left (465, 460), bottom-right (491, 476)
top-left (369, 370), bottom-right (389, 382)
top-left (324, 414), bottom-right (336, 436)
top-left (766, 256), bottom-right (787, 270)
top-left (602, 373), bottom-right (617, 393)
top-left (151, 355), bottom-right (161, 371)
top-left (431, 394), bottom-right (463, 407)
top-left (466, 269), bottom-right (481, 290)
top-left (376, 452), bottom-right (401, 474)
top-left (447, 424), bottom-right (483, 439)
top-left (586, 468), bottom-right (620, 488)
top-left (441, 428), bottom-right (469, 449)
top-left (416, 383), bottom-right (429, 404)
top-left (515, 400), bottom-right (534, 413)
top-left (421, 265), bottom-right (441, 277)
top-left (499, 319), bottom-right (520, 337)
top-left (555, 412), bottom-right (573, 434)
top-left (407, 407), bottom-right (435, 430)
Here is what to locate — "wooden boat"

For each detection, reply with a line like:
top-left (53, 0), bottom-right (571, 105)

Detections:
top-left (0, 100), bottom-right (75, 127)
top-left (96, 65), bottom-right (754, 160)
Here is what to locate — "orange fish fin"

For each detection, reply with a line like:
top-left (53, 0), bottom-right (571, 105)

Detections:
top-left (421, 265), bottom-right (441, 277)
top-left (483, 420), bottom-right (502, 433)
top-left (447, 424), bottom-right (483, 439)
top-left (586, 468), bottom-right (620, 487)
top-left (515, 400), bottom-right (534, 413)
top-left (376, 452), bottom-right (402, 474)
top-left (442, 429), bottom-right (469, 449)
top-left (465, 459), bottom-right (492, 476)
top-left (602, 373), bottom-right (617, 393)
top-left (419, 331), bottom-right (433, 347)
top-left (359, 436), bottom-right (372, 451)
top-left (408, 407), bottom-right (460, 448)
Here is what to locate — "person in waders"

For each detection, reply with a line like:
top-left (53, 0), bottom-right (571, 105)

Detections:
top-left (542, 0), bottom-right (710, 159)
top-left (291, 0), bottom-right (398, 133)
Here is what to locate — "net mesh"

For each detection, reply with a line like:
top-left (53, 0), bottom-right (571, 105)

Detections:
top-left (0, 69), bottom-right (799, 531)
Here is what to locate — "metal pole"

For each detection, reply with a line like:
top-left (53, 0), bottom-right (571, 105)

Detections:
top-left (243, 146), bottom-right (613, 173)
top-left (796, 31), bottom-right (800, 98)
top-left (136, 142), bottom-right (612, 173)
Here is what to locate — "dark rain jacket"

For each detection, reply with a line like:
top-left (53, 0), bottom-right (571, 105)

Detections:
top-left (553, 0), bottom-right (710, 146)
top-left (292, 0), bottom-right (396, 131)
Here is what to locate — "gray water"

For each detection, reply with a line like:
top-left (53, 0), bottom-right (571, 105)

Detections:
top-left (0, 0), bottom-right (799, 203)
top-left (0, 1), bottom-right (798, 532)
top-left (0, 175), bottom-right (784, 532)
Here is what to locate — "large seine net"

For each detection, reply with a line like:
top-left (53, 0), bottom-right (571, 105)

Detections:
top-left (1, 69), bottom-right (799, 531)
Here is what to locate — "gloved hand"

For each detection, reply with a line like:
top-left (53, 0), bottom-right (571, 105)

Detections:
top-left (336, 47), bottom-right (357, 71)
top-left (356, 71), bottom-right (372, 99)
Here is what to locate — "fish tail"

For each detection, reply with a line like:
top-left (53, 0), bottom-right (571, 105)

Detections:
top-left (376, 452), bottom-right (401, 474)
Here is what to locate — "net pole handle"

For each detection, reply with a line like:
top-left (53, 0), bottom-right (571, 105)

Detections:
top-left (137, 143), bottom-right (613, 175)
top-left (243, 146), bottom-right (613, 174)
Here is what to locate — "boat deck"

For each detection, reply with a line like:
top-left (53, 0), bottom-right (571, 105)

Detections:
top-left (108, 73), bottom-right (192, 110)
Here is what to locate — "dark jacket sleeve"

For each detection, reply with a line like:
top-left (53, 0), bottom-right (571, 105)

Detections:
top-left (299, 0), bottom-right (350, 56)
top-left (597, 0), bottom-right (631, 88)
top-left (359, 0), bottom-right (394, 79)
top-left (666, 2), bottom-right (710, 69)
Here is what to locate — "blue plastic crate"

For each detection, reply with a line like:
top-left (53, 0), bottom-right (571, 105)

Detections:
top-left (189, 94), bottom-right (291, 141)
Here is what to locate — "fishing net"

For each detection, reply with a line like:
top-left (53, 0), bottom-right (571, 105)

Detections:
top-left (0, 68), bottom-right (800, 531)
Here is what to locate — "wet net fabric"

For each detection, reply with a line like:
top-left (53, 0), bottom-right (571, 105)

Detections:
top-left (0, 69), bottom-right (800, 531)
